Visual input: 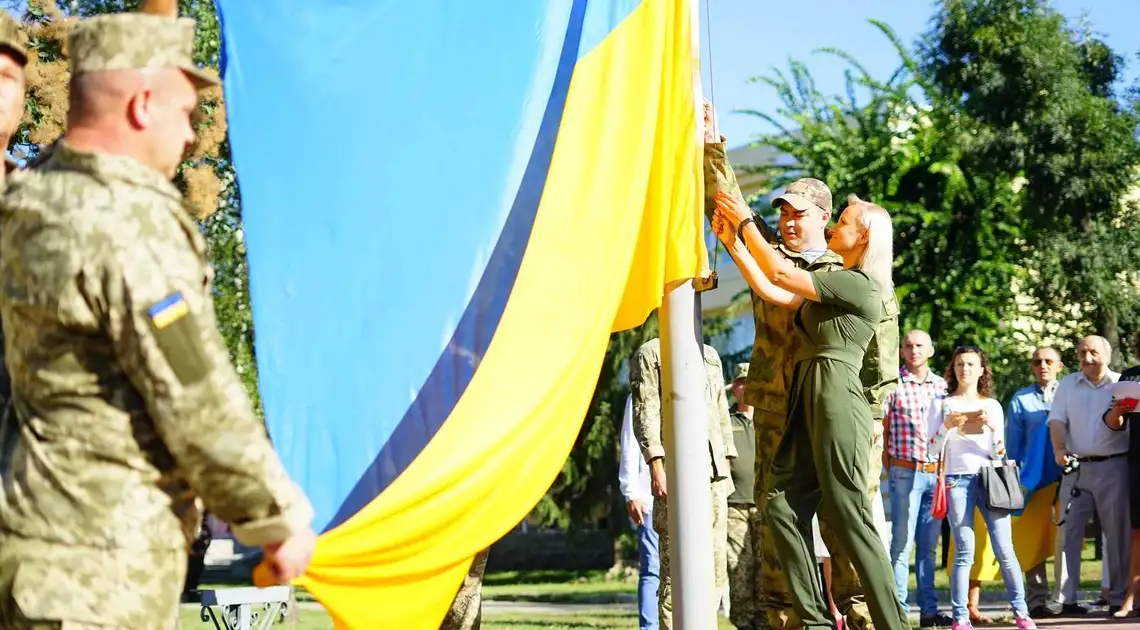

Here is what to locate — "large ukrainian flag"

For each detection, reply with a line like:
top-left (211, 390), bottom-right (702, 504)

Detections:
top-left (214, 1), bottom-right (706, 627)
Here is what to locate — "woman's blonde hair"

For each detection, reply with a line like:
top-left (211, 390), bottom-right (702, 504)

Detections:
top-left (846, 194), bottom-right (894, 293)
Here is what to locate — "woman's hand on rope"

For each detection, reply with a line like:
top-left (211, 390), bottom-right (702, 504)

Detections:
top-left (711, 209), bottom-right (736, 247)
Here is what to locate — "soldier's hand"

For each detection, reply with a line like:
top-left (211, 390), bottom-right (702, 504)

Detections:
top-left (263, 527), bottom-right (317, 583)
top-left (703, 99), bottom-right (718, 144)
top-left (626, 498), bottom-right (648, 526)
top-left (649, 459), bottom-right (667, 499)
top-left (714, 191), bottom-right (751, 227)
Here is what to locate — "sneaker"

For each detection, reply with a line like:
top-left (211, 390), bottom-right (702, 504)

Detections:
top-left (1060, 603), bottom-right (1089, 616)
top-left (1027, 606), bottom-right (1057, 619)
top-left (920, 612), bottom-right (954, 628)
top-left (1014, 615), bottom-right (1037, 630)
top-left (951, 622), bottom-right (973, 630)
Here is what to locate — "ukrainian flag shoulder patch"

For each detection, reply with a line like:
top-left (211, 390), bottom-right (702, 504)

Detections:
top-left (148, 291), bottom-right (189, 329)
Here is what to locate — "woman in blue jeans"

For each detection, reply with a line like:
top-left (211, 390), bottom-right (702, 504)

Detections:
top-left (926, 346), bottom-right (1036, 630)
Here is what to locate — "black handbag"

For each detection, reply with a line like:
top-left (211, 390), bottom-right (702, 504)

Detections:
top-left (980, 460), bottom-right (1026, 511)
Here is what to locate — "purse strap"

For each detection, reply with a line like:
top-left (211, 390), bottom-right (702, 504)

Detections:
top-left (935, 399), bottom-right (952, 479)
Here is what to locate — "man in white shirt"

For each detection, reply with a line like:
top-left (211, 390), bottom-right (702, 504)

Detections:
top-left (1046, 335), bottom-right (1130, 615)
top-left (620, 394), bottom-right (660, 630)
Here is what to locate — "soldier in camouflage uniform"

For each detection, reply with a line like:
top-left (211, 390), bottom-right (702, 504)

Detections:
top-left (631, 337), bottom-right (736, 630)
top-left (440, 548), bottom-right (490, 630)
top-left (0, 12), bottom-right (29, 416)
top-left (726, 363), bottom-right (765, 630)
top-left (0, 13), bottom-right (316, 629)
top-left (704, 104), bottom-right (899, 630)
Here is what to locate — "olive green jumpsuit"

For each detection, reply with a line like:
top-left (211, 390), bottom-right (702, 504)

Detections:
top-left (764, 269), bottom-right (908, 630)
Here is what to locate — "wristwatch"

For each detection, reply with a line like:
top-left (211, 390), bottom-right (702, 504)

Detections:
top-left (736, 216), bottom-right (756, 244)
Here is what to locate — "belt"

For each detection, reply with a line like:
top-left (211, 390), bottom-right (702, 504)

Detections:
top-left (889, 457), bottom-right (938, 473)
top-left (1076, 453), bottom-right (1127, 463)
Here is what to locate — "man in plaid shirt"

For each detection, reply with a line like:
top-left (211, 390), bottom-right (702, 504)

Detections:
top-left (883, 330), bottom-right (952, 627)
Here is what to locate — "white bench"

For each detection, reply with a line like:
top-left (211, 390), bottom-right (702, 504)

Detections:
top-left (195, 586), bottom-right (292, 630)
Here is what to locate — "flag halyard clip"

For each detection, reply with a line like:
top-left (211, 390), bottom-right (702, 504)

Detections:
top-left (694, 271), bottom-right (718, 293)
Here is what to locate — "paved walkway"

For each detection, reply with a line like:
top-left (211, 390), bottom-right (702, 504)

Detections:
top-left (183, 587), bottom-right (1140, 629)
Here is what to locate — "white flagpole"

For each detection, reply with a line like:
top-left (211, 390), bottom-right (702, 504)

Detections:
top-left (658, 0), bottom-right (717, 627)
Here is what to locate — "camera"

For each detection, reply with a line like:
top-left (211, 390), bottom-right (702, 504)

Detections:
top-left (1061, 455), bottom-right (1080, 476)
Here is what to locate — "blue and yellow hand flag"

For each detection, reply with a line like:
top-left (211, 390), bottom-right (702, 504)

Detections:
top-left (215, 0), bottom-right (706, 627)
top-left (147, 292), bottom-right (188, 329)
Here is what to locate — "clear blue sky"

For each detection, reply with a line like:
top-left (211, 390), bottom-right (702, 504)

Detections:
top-left (698, 0), bottom-right (1140, 147)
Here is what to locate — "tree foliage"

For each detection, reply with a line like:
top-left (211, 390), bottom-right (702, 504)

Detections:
top-left (530, 306), bottom-right (739, 534)
top-left (921, 0), bottom-right (1140, 352)
top-left (744, 0), bottom-right (1140, 396)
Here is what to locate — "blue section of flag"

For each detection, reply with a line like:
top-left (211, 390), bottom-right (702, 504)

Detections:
top-left (216, 0), bottom-right (576, 531)
top-left (326, 0), bottom-right (590, 531)
top-left (578, 0), bottom-right (643, 61)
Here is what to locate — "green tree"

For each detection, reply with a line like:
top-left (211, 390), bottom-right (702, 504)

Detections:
top-left (741, 0), bottom-right (1140, 394)
top-left (530, 304), bottom-right (738, 567)
top-left (921, 0), bottom-right (1140, 358)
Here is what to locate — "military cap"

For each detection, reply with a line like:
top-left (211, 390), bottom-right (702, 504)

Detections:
top-left (771, 177), bottom-right (832, 214)
top-left (0, 11), bottom-right (28, 67)
top-left (68, 13), bottom-right (219, 88)
top-left (725, 362), bottom-right (748, 390)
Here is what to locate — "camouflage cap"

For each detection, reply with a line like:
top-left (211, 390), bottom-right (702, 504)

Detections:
top-left (69, 13), bottom-right (219, 89)
top-left (0, 11), bottom-right (28, 67)
top-left (726, 362), bottom-right (748, 390)
top-left (771, 177), bottom-right (832, 214)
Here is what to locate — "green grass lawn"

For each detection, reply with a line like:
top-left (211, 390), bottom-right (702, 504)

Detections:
top-left (481, 569), bottom-right (638, 608)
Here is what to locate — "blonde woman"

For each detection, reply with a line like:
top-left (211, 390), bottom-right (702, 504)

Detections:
top-left (712, 192), bottom-right (907, 630)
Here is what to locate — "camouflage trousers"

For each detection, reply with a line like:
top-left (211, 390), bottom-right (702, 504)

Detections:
top-left (653, 479), bottom-right (728, 630)
top-left (0, 533), bottom-right (184, 630)
top-left (755, 410), bottom-right (884, 630)
top-left (440, 548), bottom-right (490, 630)
top-left (727, 504), bottom-right (766, 630)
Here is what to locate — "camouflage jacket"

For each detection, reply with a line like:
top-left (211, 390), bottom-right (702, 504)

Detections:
top-left (862, 293), bottom-right (900, 419)
top-left (704, 141), bottom-right (899, 419)
top-left (0, 141), bottom-right (312, 551)
top-left (0, 167), bottom-right (12, 415)
top-left (630, 338), bottom-right (736, 489)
